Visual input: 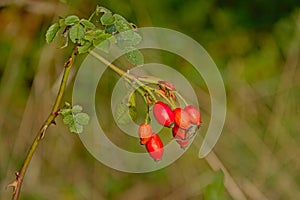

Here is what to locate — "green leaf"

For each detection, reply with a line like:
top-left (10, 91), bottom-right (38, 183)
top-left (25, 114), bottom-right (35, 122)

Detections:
top-left (116, 30), bottom-right (142, 48)
top-left (78, 42), bottom-right (93, 54)
top-left (93, 33), bottom-right (111, 46)
top-left (105, 24), bottom-right (117, 34)
top-left (59, 18), bottom-right (66, 27)
top-left (59, 108), bottom-right (72, 116)
top-left (128, 91), bottom-right (136, 107)
top-left (75, 113), bottom-right (90, 125)
top-left (84, 34), bottom-right (94, 42)
top-left (72, 105), bottom-right (83, 113)
top-left (96, 6), bottom-right (111, 14)
top-left (69, 123), bottom-right (83, 134)
top-left (63, 114), bottom-right (74, 125)
top-left (115, 103), bottom-right (132, 125)
top-left (65, 15), bottom-right (80, 25)
top-left (125, 47), bottom-right (144, 66)
top-left (69, 24), bottom-right (85, 43)
top-left (114, 14), bottom-right (132, 32)
top-left (93, 29), bottom-right (105, 37)
top-left (80, 19), bottom-right (95, 29)
top-left (128, 106), bottom-right (137, 121)
top-left (101, 13), bottom-right (115, 25)
top-left (128, 91), bottom-right (137, 121)
top-left (46, 23), bottom-right (60, 43)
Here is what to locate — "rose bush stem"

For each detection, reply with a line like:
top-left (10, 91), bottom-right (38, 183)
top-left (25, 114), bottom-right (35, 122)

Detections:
top-left (9, 47), bottom-right (78, 200)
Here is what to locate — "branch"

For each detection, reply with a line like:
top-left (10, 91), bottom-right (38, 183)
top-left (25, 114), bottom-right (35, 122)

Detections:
top-left (7, 47), bottom-right (78, 200)
top-left (89, 50), bottom-right (158, 103)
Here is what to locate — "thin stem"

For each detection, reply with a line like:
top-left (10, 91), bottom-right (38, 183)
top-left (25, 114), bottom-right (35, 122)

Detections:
top-left (88, 11), bottom-right (96, 21)
top-left (154, 88), bottom-right (176, 109)
top-left (10, 47), bottom-right (78, 200)
top-left (89, 50), bottom-right (157, 102)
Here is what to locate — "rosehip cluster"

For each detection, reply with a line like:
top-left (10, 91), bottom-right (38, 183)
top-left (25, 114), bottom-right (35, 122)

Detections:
top-left (138, 101), bottom-right (201, 161)
top-left (138, 123), bottom-right (163, 161)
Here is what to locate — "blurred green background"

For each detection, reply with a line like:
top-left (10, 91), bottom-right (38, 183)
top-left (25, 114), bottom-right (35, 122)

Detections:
top-left (1, 0), bottom-right (300, 199)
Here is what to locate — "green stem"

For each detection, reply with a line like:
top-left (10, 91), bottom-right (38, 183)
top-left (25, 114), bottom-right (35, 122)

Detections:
top-left (89, 50), bottom-right (157, 102)
top-left (10, 48), bottom-right (78, 200)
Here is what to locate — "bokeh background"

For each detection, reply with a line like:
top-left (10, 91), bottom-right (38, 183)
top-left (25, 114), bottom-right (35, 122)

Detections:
top-left (1, 0), bottom-right (300, 199)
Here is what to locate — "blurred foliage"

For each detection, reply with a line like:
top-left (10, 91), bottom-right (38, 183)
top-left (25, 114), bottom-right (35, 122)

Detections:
top-left (1, 0), bottom-right (300, 199)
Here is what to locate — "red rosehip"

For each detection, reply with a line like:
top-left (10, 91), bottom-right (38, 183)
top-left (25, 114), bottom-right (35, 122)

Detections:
top-left (176, 139), bottom-right (189, 149)
top-left (172, 125), bottom-right (189, 149)
top-left (138, 124), bottom-right (152, 145)
top-left (173, 108), bottom-right (191, 130)
top-left (172, 125), bottom-right (186, 140)
top-left (146, 134), bottom-right (164, 161)
top-left (153, 101), bottom-right (174, 127)
top-left (184, 105), bottom-right (201, 125)
top-left (186, 124), bottom-right (199, 140)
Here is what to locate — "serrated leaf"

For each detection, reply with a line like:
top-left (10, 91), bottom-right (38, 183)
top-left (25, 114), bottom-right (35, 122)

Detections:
top-left (72, 105), bottom-right (83, 113)
top-left (128, 91), bottom-right (136, 107)
top-left (59, 18), bottom-right (66, 27)
top-left (96, 6), bottom-right (111, 14)
top-left (93, 29), bottom-right (105, 37)
top-left (59, 108), bottom-right (72, 116)
top-left (75, 113), bottom-right (90, 125)
top-left (65, 15), bottom-right (80, 25)
top-left (125, 47), bottom-right (144, 66)
top-left (114, 14), bottom-right (132, 32)
top-left (69, 123), bottom-right (83, 134)
top-left (101, 13), bottom-right (115, 25)
top-left (129, 106), bottom-right (137, 121)
top-left (80, 19), bottom-right (95, 29)
top-left (93, 33), bottom-right (111, 46)
top-left (63, 114), bottom-right (74, 125)
top-left (115, 103), bottom-right (132, 125)
top-left (84, 34), bottom-right (94, 41)
top-left (69, 24), bottom-right (85, 43)
top-left (78, 42), bottom-right (93, 54)
top-left (116, 30), bottom-right (142, 48)
top-left (105, 24), bottom-right (117, 34)
top-left (46, 23), bottom-right (60, 43)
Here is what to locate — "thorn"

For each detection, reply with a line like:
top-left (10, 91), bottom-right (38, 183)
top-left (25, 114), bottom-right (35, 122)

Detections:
top-left (64, 56), bottom-right (73, 68)
top-left (39, 125), bottom-right (48, 140)
top-left (6, 172), bottom-right (20, 194)
top-left (6, 181), bottom-right (18, 193)
top-left (51, 120), bottom-right (56, 125)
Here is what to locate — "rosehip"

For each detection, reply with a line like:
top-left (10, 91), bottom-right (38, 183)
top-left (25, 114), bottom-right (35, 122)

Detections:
top-left (186, 124), bottom-right (199, 140)
top-left (138, 124), bottom-right (152, 145)
top-left (173, 108), bottom-right (191, 130)
top-left (184, 105), bottom-right (201, 125)
top-left (146, 134), bottom-right (164, 161)
top-left (172, 125), bottom-right (186, 140)
top-left (176, 139), bottom-right (189, 149)
top-left (153, 101), bottom-right (174, 127)
top-left (172, 125), bottom-right (189, 149)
